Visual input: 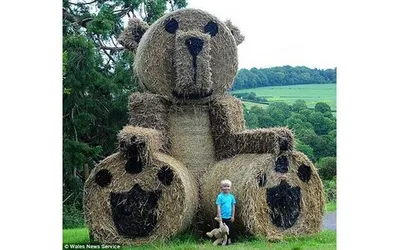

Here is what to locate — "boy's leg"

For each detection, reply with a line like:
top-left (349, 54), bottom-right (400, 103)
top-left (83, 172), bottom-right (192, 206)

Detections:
top-left (222, 218), bottom-right (233, 244)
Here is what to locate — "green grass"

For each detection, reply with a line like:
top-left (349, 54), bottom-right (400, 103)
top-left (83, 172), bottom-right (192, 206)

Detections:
top-left (325, 201), bottom-right (337, 212)
top-left (63, 228), bottom-right (90, 244)
top-left (63, 228), bottom-right (336, 250)
top-left (231, 83), bottom-right (336, 111)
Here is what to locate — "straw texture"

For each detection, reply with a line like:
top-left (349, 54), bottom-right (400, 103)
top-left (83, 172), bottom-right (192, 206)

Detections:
top-left (210, 95), bottom-right (294, 160)
top-left (84, 152), bottom-right (198, 245)
top-left (201, 151), bottom-right (325, 240)
top-left (134, 8), bottom-right (238, 100)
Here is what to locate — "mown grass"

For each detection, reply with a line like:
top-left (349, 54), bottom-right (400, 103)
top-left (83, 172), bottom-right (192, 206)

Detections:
top-left (231, 83), bottom-right (336, 111)
top-left (63, 228), bottom-right (90, 244)
top-left (63, 228), bottom-right (336, 250)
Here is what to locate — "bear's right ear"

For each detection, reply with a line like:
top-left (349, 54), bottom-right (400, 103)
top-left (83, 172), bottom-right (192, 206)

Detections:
top-left (118, 18), bottom-right (149, 53)
top-left (224, 20), bottom-right (245, 45)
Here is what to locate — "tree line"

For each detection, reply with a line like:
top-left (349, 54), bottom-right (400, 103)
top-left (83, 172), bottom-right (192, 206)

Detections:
top-left (232, 66), bottom-right (337, 90)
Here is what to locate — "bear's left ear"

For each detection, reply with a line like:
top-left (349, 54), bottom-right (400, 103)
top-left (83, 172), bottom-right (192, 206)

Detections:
top-left (225, 20), bottom-right (245, 45)
top-left (118, 18), bottom-right (149, 53)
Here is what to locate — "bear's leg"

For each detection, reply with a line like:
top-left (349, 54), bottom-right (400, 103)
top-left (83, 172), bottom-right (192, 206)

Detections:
top-left (84, 150), bottom-right (198, 245)
top-left (222, 235), bottom-right (228, 245)
top-left (213, 238), bottom-right (222, 246)
top-left (118, 126), bottom-right (166, 172)
top-left (201, 152), bottom-right (325, 239)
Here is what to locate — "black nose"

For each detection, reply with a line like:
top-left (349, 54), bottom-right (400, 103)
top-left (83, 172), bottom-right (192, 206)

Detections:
top-left (185, 37), bottom-right (204, 57)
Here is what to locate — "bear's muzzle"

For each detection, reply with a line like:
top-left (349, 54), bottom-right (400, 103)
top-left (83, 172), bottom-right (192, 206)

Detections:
top-left (173, 30), bottom-right (212, 99)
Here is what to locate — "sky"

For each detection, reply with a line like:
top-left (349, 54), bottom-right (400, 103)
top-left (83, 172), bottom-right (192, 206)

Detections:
top-left (187, 0), bottom-right (338, 69)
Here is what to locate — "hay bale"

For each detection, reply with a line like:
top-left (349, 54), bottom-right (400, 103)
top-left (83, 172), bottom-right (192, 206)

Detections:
top-left (84, 152), bottom-right (198, 245)
top-left (117, 126), bottom-right (165, 163)
top-left (134, 8), bottom-right (238, 100)
top-left (210, 95), bottom-right (294, 160)
top-left (167, 104), bottom-right (216, 180)
top-left (127, 93), bottom-right (170, 152)
top-left (201, 151), bottom-right (325, 239)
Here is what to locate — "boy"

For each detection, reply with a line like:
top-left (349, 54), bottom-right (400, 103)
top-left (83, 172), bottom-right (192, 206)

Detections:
top-left (216, 179), bottom-right (236, 245)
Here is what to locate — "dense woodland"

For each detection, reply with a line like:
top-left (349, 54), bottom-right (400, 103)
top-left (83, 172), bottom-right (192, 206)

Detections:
top-left (62, 0), bottom-right (336, 228)
top-left (232, 66), bottom-right (336, 90)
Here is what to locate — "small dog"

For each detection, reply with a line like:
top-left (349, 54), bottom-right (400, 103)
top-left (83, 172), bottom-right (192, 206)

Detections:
top-left (206, 217), bottom-right (230, 246)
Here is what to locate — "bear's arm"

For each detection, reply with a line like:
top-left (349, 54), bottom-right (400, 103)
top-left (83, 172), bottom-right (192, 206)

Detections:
top-left (209, 95), bottom-right (293, 160)
top-left (124, 92), bottom-right (170, 153)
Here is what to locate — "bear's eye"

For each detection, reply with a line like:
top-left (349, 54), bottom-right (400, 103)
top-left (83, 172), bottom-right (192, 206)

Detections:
top-left (157, 165), bottom-right (174, 186)
top-left (95, 169), bottom-right (112, 187)
top-left (298, 164), bottom-right (311, 183)
top-left (204, 21), bottom-right (218, 37)
top-left (165, 18), bottom-right (179, 34)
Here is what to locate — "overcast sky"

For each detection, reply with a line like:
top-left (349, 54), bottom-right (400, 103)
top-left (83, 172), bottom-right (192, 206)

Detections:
top-left (186, 0), bottom-right (338, 69)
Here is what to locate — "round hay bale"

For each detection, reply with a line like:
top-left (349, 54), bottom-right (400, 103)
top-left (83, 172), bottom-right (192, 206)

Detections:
top-left (201, 151), bottom-right (325, 239)
top-left (134, 8), bottom-right (238, 100)
top-left (83, 152), bottom-right (198, 245)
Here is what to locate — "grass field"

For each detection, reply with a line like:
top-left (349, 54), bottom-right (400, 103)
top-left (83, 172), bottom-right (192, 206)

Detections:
top-left (231, 83), bottom-right (336, 111)
top-left (63, 228), bottom-right (336, 250)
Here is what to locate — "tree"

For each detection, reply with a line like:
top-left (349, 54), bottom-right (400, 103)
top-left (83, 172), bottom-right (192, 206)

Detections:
top-left (291, 99), bottom-right (308, 113)
top-left (243, 106), bottom-right (259, 129)
top-left (317, 157), bottom-right (336, 180)
top-left (296, 139), bottom-right (315, 162)
top-left (266, 102), bottom-right (291, 126)
top-left (62, 0), bottom-right (187, 228)
top-left (315, 102), bottom-right (331, 113)
top-left (248, 106), bottom-right (276, 128)
top-left (308, 111), bottom-right (334, 135)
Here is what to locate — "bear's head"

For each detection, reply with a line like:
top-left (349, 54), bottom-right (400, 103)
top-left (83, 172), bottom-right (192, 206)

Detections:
top-left (118, 9), bottom-right (244, 102)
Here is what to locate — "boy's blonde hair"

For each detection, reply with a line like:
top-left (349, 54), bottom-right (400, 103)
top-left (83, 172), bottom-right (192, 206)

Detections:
top-left (220, 179), bottom-right (232, 187)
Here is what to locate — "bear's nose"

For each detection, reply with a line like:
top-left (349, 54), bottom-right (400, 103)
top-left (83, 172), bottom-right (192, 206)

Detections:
top-left (185, 37), bottom-right (204, 57)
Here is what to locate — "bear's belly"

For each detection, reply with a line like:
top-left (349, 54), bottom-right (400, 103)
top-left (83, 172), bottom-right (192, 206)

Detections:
top-left (168, 106), bottom-right (216, 179)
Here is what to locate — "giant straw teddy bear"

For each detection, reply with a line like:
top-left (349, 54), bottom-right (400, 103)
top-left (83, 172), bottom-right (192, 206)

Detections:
top-left (83, 8), bottom-right (325, 244)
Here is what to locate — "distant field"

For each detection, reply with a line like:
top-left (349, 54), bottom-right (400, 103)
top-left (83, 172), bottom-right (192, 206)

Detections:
top-left (231, 83), bottom-right (336, 111)
top-left (241, 101), bottom-right (269, 109)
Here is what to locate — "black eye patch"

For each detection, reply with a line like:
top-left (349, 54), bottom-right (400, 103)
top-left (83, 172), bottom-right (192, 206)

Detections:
top-left (157, 166), bottom-right (174, 186)
top-left (297, 164), bottom-right (311, 183)
top-left (95, 169), bottom-right (112, 187)
top-left (165, 18), bottom-right (179, 34)
top-left (204, 21), bottom-right (218, 37)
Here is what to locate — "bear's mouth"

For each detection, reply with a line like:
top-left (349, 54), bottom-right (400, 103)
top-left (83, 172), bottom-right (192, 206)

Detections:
top-left (110, 184), bottom-right (161, 238)
top-left (171, 89), bottom-right (213, 99)
top-left (171, 54), bottom-right (213, 100)
top-left (266, 180), bottom-right (301, 229)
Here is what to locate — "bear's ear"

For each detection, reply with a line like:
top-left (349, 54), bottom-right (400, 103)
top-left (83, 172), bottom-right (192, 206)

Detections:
top-left (225, 20), bottom-right (245, 45)
top-left (118, 18), bottom-right (149, 53)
